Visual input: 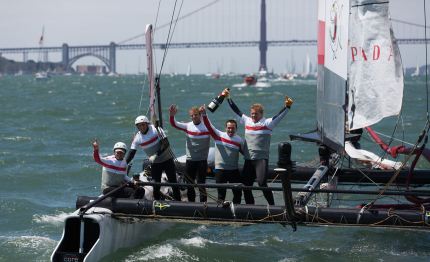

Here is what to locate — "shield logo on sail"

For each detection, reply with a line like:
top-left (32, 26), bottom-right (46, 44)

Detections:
top-left (329, 0), bottom-right (344, 60)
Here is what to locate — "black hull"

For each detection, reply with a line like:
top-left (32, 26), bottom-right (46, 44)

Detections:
top-left (288, 165), bottom-right (430, 185)
top-left (76, 196), bottom-right (430, 230)
top-left (171, 161), bottom-right (430, 185)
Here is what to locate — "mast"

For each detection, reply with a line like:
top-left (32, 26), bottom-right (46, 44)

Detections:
top-left (38, 26), bottom-right (45, 62)
top-left (259, 0), bottom-right (267, 71)
top-left (145, 24), bottom-right (158, 126)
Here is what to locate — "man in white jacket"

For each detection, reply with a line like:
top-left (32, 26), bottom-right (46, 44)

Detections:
top-left (93, 140), bottom-right (144, 198)
top-left (169, 105), bottom-right (210, 202)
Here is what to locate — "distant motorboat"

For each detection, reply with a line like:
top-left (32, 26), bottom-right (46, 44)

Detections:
top-left (244, 75), bottom-right (257, 85)
top-left (255, 76), bottom-right (271, 88)
top-left (233, 74), bottom-right (271, 88)
top-left (34, 71), bottom-right (50, 80)
top-left (274, 73), bottom-right (296, 82)
top-left (107, 72), bottom-right (119, 77)
top-left (211, 73), bottom-right (221, 79)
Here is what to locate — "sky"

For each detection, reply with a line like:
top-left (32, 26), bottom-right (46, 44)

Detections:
top-left (0, 0), bottom-right (428, 74)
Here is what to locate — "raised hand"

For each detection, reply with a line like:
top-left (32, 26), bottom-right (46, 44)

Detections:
top-left (199, 105), bottom-right (206, 115)
top-left (169, 104), bottom-right (177, 116)
top-left (92, 139), bottom-right (99, 151)
top-left (285, 95), bottom-right (294, 108)
top-left (222, 88), bottom-right (230, 98)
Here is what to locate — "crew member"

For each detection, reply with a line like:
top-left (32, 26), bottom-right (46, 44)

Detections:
top-left (126, 115), bottom-right (181, 201)
top-left (224, 88), bottom-right (294, 205)
top-left (200, 106), bottom-right (243, 204)
top-left (93, 140), bottom-right (144, 198)
top-left (169, 105), bottom-right (210, 202)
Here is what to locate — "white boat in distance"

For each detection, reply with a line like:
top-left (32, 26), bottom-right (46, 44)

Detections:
top-left (34, 71), bottom-right (50, 80)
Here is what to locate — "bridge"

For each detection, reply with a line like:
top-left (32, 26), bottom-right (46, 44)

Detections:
top-left (0, 0), bottom-right (428, 74)
top-left (1, 38), bottom-right (428, 73)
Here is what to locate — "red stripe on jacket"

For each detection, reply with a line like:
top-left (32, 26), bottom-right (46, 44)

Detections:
top-left (170, 116), bottom-right (210, 136)
top-left (93, 149), bottom-right (126, 172)
top-left (139, 135), bottom-right (159, 147)
top-left (245, 125), bottom-right (271, 131)
top-left (203, 115), bottom-right (241, 148)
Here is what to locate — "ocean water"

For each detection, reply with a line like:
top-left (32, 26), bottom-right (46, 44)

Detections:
top-left (0, 74), bottom-right (429, 261)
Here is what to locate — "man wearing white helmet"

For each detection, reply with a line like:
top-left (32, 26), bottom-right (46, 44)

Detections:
top-left (93, 140), bottom-right (145, 198)
top-left (126, 115), bottom-right (181, 201)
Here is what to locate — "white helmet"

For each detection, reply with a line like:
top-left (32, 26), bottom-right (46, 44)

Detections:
top-left (113, 142), bottom-right (127, 152)
top-left (135, 115), bottom-right (150, 125)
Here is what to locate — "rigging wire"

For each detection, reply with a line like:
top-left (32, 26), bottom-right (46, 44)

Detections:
top-left (364, 124), bottom-right (413, 146)
top-left (151, 0), bottom-right (163, 87)
top-left (391, 18), bottom-right (430, 29)
top-left (157, 0), bottom-right (184, 78)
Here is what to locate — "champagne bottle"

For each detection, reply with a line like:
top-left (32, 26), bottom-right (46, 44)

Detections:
top-left (207, 88), bottom-right (229, 113)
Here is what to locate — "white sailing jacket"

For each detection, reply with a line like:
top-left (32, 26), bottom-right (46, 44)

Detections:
top-left (228, 98), bottom-right (290, 160)
top-left (240, 110), bottom-right (288, 160)
top-left (169, 116), bottom-right (210, 161)
top-left (203, 115), bottom-right (244, 170)
top-left (93, 149), bottom-right (130, 190)
top-left (130, 125), bottom-right (171, 163)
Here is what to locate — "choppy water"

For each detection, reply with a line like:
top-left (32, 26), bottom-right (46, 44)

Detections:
top-left (1, 74), bottom-right (429, 261)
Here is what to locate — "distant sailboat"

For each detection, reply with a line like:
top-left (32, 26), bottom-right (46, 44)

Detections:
top-left (411, 63), bottom-right (420, 77)
top-left (35, 26), bottom-right (49, 80)
top-left (300, 53), bottom-right (311, 78)
top-left (186, 64), bottom-right (191, 76)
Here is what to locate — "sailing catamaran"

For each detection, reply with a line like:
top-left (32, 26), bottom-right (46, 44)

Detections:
top-left (52, 0), bottom-right (430, 261)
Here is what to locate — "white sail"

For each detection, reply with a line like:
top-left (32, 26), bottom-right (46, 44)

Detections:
top-left (347, 0), bottom-right (404, 130)
top-left (145, 24), bottom-right (157, 123)
top-left (317, 0), bottom-right (404, 149)
top-left (186, 64), bottom-right (191, 76)
top-left (411, 63), bottom-right (420, 77)
top-left (317, 0), bottom-right (350, 149)
top-left (302, 53), bottom-right (311, 77)
top-left (325, 0), bottom-right (349, 80)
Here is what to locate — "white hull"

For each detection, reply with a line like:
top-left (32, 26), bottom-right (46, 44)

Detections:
top-left (232, 81), bottom-right (271, 88)
top-left (35, 72), bottom-right (49, 80)
top-left (51, 207), bottom-right (172, 262)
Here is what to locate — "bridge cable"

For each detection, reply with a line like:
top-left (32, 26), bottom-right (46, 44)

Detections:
top-left (150, 0), bottom-right (163, 80)
top-left (117, 0), bottom-right (221, 45)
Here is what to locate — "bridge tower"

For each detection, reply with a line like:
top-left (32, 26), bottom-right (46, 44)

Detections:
top-left (259, 0), bottom-right (267, 71)
top-left (62, 43), bottom-right (69, 71)
top-left (109, 42), bottom-right (116, 73)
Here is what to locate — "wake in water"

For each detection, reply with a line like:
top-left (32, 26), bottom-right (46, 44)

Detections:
top-left (32, 211), bottom-right (74, 226)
